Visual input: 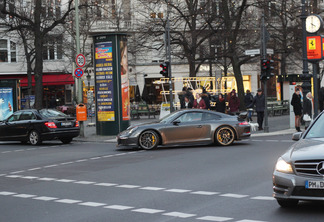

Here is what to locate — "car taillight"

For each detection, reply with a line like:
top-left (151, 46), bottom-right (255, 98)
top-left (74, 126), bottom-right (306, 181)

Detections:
top-left (239, 121), bottom-right (249, 126)
top-left (75, 121), bottom-right (79, 127)
top-left (45, 122), bottom-right (57, 128)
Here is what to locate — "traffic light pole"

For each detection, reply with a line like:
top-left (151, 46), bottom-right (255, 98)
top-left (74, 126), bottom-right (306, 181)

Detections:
top-left (261, 14), bottom-right (269, 133)
top-left (166, 0), bottom-right (174, 112)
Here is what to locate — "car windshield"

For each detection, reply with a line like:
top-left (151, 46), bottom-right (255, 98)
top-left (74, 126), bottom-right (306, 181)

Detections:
top-left (305, 113), bottom-right (324, 139)
top-left (159, 112), bottom-right (178, 124)
top-left (39, 109), bottom-right (67, 118)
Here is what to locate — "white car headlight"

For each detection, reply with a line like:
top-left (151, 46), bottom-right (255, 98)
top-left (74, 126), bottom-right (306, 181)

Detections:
top-left (275, 157), bottom-right (293, 173)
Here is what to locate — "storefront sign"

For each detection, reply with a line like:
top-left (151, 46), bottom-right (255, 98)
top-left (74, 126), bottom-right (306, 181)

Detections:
top-left (95, 41), bottom-right (115, 121)
top-left (120, 39), bottom-right (130, 121)
top-left (307, 36), bottom-right (322, 61)
top-left (0, 87), bottom-right (13, 121)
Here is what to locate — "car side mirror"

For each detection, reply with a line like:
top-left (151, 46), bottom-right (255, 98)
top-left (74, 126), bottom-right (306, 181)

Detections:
top-left (173, 120), bottom-right (180, 125)
top-left (292, 132), bottom-right (303, 141)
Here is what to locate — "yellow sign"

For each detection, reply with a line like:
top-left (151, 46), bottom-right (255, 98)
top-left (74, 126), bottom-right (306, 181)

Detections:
top-left (98, 111), bottom-right (115, 121)
top-left (309, 38), bottom-right (316, 50)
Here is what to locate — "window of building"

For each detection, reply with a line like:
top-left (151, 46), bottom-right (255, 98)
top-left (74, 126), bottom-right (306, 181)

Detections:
top-left (43, 35), bottom-right (63, 60)
top-left (0, 39), bottom-right (17, 63)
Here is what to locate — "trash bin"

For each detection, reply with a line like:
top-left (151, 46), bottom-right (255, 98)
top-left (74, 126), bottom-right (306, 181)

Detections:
top-left (76, 103), bottom-right (87, 121)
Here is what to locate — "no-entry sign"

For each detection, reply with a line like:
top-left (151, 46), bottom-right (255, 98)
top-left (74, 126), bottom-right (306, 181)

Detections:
top-left (76, 54), bottom-right (86, 67)
top-left (74, 68), bottom-right (84, 78)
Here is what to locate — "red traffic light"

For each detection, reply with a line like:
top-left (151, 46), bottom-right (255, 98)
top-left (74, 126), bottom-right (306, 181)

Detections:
top-left (160, 62), bottom-right (169, 77)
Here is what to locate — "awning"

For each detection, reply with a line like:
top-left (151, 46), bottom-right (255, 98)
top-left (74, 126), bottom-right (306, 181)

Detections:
top-left (20, 74), bottom-right (75, 87)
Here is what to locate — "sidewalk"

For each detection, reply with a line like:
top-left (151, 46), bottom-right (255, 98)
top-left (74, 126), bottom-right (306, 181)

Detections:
top-left (74, 114), bottom-right (295, 143)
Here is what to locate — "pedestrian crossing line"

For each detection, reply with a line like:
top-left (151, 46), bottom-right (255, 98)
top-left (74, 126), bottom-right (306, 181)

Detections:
top-left (1, 174), bottom-right (273, 202)
top-left (0, 190), bottom-right (269, 222)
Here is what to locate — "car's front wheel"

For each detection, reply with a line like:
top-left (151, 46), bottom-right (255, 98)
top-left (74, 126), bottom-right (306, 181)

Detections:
top-left (276, 199), bottom-right (299, 208)
top-left (29, 130), bottom-right (42, 145)
top-left (138, 130), bottom-right (159, 150)
top-left (215, 126), bottom-right (235, 146)
top-left (60, 138), bottom-right (73, 144)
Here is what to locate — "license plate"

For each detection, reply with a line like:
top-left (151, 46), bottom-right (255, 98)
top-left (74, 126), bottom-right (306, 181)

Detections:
top-left (61, 122), bottom-right (72, 127)
top-left (305, 180), bottom-right (324, 189)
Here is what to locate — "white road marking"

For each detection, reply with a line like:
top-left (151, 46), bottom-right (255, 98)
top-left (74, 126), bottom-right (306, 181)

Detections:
top-left (21, 176), bottom-right (38, 179)
top-left (10, 171), bottom-right (25, 174)
top-left (28, 167), bottom-right (41, 171)
top-left (102, 155), bottom-right (113, 158)
top-left (237, 220), bottom-right (267, 222)
top-left (140, 187), bottom-right (165, 191)
top-left (2, 151), bottom-right (12, 153)
top-left (163, 212), bottom-right (196, 218)
top-left (43, 165), bottom-right (58, 168)
top-left (33, 196), bottom-right (58, 201)
top-left (197, 216), bottom-right (233, 221)
top-left (74, 181), bottom-right (96, 185)
top-left (75, 159), bottom-right (88, 162)
top-left (59, 162), bottom-right (74, 165)
top-left (55, 199), bottom-right (82, 204)
top-left (104, 205), bottom-right (134, 210)
top-left (90, 157), bottom-right (102, 160)
top-left (220, 193), bottom-right (249, 198)
top-left (5, 175), bottom-right (22, 178)
top-left (165, 189), bottom-right (192, 193)
top-left (0, 174), bottom-right (6, 176)
top-left (13, 194), bottom-right (36, 198)
top-left (56, 179), bottom-right (76, 183)
top-left (95, 183), bottom-right (117, 187)
top-left (116, 185), bottom-right (140, 189)
top-left (191, 191), bottom-right (219, 195)
top-left (265, 140), bottom-right (277, 142)
top-left (250, 196), bottom-right (275, 201)
top-left (38, 177), bottom-right (57, 181)
top-left (78, 202), bottom-right (106, 207)
top-left (15, 149), bottom-right (24, 152)
top-left (132, 208), bottom-right (165, 214)
top-left (0, 191), bottom-right (16, 195)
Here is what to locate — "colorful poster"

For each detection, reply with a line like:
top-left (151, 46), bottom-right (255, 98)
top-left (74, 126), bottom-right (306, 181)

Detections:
top-left (0, 87), bottom-right (13, 121)
top-left (120, 39), bottom-right (130, 121)
top-left (95, 42), bottom-right (115, 121)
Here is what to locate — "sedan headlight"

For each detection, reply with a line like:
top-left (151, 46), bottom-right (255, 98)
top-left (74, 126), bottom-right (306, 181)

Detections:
top-left (275, 157), bottom-right (293, 173)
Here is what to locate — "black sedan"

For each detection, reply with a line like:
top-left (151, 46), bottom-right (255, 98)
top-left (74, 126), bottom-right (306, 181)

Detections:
top-left (117, 109), bottom-right (251, 149)
top-left (0, 109), bottom-right (80, 145)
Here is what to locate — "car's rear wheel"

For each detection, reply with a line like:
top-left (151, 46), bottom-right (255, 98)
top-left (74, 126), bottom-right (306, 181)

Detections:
top-left (138, 130), bottom-right (159, 150)
top-left (29, 130), bottom-right (42, 145)
top-left (276, 199), bottom-right (299, 208)
top-left (60, 138), bottom-right (73, 144)
top-left (215, 126), bottom-right (235, 146)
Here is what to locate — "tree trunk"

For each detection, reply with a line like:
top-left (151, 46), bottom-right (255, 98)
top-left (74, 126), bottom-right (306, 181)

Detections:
top-left (34, 0), bottom-right (43, 109)
top-left (231, 55), bottom-right (245, 110)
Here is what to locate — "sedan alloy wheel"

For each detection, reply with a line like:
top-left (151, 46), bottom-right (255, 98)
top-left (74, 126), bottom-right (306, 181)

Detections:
top-left (29, 130), bottom-right (42, 145)
top-left (215, 126), bottom-right (235, 146)
top-left (139, 130), bottom-right (159, 150)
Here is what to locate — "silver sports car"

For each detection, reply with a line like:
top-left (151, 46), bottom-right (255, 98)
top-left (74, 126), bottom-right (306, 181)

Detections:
top-left (117, 109), bottom-right (251, 149)
top-left (273, 111), bottom-right (324, 207)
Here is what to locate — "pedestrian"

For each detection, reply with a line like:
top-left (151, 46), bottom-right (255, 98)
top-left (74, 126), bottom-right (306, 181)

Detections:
top-left (193, 93), bottom-right (206, 109)
top-left (181, 96), bottom-right (193, 109)
top-left (303, 92), bottom-right (313, 130)
top-left (249, 88), bottom-right (265, 131)
top-left (244, 89), bottom-right (253, 122)
top-left (291, 88), bottom-right (302, 132)
top-left (201, 87), bottom-right (211, 110)
top-left (215, 93), bottom-right (226, 113)
top-left (178, 87), bottom-right (187, 109)
top-left (228, 89), bottom-right (240, 114)
top-left (185, 87), bottom-right (194, 104)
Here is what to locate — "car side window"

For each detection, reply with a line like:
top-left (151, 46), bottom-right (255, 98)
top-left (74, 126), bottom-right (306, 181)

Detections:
top-left (7, 112), bottom-right (22, 122)
top-left (202, 113), bottom-right (221, 121)
top-left (20, 111), bottom-right (36, 120)
top-left (176, 112), bottom-right (203, 123)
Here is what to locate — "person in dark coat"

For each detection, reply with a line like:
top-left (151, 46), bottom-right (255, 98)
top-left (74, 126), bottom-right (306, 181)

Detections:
top-left (249, 88), bottom-right (265, 130)
top-left (303, 92), bottom-right (313, 129)
top-left (215, 93), bottom-right (226, 113)
top-left (178, 87), bottom-right (187, 107)
top-left (244, 90), bottom-right (253, 122)
top-left (181, 96), bottom-right (193, 109)
top-left (228, 89), bottom-right (240, 114)
top-left (291, 88), bottom-right (302, 132)
top-left (201, 87), bottom-right (211, 110)
top-left (193, 93), bottom-right (207, 109)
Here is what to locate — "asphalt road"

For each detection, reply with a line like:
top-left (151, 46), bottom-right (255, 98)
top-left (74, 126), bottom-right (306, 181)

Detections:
top-left (1, 136), bottom-right (324, 222)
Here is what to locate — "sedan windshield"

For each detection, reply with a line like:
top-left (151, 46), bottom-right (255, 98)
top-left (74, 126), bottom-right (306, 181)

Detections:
top-left (305, 113), bottom-right (324, 139)
top-left (39, 109), bottom-right (67, 118)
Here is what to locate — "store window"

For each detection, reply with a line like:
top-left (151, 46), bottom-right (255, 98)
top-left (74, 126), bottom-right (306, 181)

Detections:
top-left (0, 39), bottom-right (17, 63)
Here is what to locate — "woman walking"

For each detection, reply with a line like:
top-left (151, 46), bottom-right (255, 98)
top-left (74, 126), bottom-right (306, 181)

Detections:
top-left (291, 88), bottom-right (303, 132)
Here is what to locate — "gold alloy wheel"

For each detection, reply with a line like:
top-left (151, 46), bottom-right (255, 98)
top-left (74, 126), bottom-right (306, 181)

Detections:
top-left (139, 130), bottom-right (159, 150)
top-left (215, 126), bottom-right (235, 146)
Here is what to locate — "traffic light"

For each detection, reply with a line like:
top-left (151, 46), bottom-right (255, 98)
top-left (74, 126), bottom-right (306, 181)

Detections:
top-left (160, 62), bottom-right (169, 77)
top-left (266, 59), bottom-right (274, 79)
top-left (261, 59), bottom-right (268, 80)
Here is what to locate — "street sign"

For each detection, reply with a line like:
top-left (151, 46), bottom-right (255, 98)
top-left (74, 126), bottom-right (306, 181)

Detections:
top-left (74, 68), bottom-right (84, 78)
top-left (244, 49), bottom-right (274, 56)
top-left (76, 54), bottom-right (86, 67)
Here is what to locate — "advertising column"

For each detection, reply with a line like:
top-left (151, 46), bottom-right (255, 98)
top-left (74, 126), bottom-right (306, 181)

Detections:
top-left (0, 80), bottom-right (18, 121)
top-left (93, 34), bottom-right (130, 135)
